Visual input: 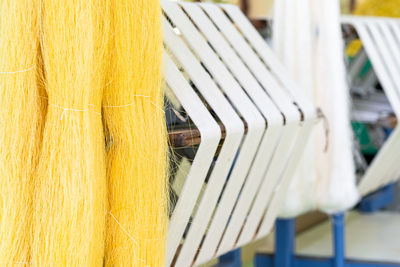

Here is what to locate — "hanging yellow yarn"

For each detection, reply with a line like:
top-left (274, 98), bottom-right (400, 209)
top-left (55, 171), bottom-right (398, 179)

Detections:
top-left (104, 0), bottom-right (168, 266)
top-left (354, 0), bottom-right (400, 17)
top-left (32, 0), bottom-right (109, 265)
top-left (0, 0), bottom-right (46, 265)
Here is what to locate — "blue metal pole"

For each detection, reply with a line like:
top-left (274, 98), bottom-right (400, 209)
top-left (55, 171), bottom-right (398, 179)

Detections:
top-left (275, 218), bottom-right (296, 267)
top-left (257, 213), bottom-right (400, 267)
top-left (219, 248), bottom-right (242, 267)
top-left (359, 184), bottom-right (394, 213)
top-left (332, 214), bottom-right (345, 267)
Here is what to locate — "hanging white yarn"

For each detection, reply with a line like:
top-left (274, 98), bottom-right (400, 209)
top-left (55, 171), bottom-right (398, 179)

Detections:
top-left (274, 0), bottom-right (359, 217)
top-left (274, 0), bottom-right (318, 218)
top-left (312, 0), bottom-right (359, 213)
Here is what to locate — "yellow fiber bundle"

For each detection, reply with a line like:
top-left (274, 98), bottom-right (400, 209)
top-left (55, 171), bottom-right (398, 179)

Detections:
top-left (32, 0), bottom-right (109, 265)
top-left (354, 0), bottom-right (400, 17)
top-left (104, 0), bottom-right (168, 266)
top-left (0, 0), bottom-right (45, 265)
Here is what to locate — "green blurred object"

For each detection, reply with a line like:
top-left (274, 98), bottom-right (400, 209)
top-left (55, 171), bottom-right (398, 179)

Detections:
top-left (352, 122), bottom-right (378, 155)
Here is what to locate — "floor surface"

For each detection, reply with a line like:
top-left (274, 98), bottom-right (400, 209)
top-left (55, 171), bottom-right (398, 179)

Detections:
top-left (296, 211), bottom-right (400, 264)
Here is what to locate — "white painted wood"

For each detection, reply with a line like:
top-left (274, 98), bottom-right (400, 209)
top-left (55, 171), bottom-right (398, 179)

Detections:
top-left (164, 19), bottom-right (245, 266)
top-left (213, 4), bottom-right (316, 256)
top-left (171, 3), bottom-right (284, 266)
top-left (217, 3), bottom-right (316, 125)
top-left (163, 3), bottom-right (316, 265)
top-left (211, 7), bottom-right (300, 120)
top-left (368, 22), bottom-right (400, 109)
top-left (389, 20), bottom-right (400, 45)
top-left (385, 21), bottom-right (400, 183)
top-left (164, 52), bottom-right (222, 266)
top-left (354, 21), bottom-right (400, 193)
top-left (198, 127), bottom-right (283, 265)
top-left (162, 2), bottom-right (270, 265)
top-left (165, 7), bottom-right (265, 267)
top-left (223, 121), bottom-right (297, 249)
top-left (374, 21), bottom-right (400, 185)
top-left (358, 19), bottom-right (400, 195)
top-left (219, 4), bottom-right (315, 118)
top-left (256, 119), bottom-right (316, 239)
top-left (342, 18), bottom-right (400, 114)
top-left (168, 3), bottom-right (286, 264)
top-left (163, 10), bottom-right (400, 265)
top-left (235, 121), bottom-right (316, 249)
top-left (378, 22), bottom-right (400, 72)
top-left (200, 4), bottom-right (300, 255)
top-left (342, 16), bottom-right (400, 196)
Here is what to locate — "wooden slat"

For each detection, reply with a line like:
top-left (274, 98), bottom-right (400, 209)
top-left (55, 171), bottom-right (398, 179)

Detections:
top-left (342, 17), bottom-right (400, 196)
top-left (164, 2), bottom-right (270, 266)
top-left (211, 4), bottom-right (304, 257)
top-left (164, 52), bottom-right (223, 266)
top-left (163, 3), bottom-right (317, 265)
top-left (174, 3), bottom-right (284, 265)
top-left (163, 7), bottom-right (247, 265)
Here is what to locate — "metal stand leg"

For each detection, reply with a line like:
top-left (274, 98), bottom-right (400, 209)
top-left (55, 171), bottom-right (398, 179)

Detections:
top-left (275, 218), bottom-right (296, 267)
top-left (332, 214), bottom-right (345, 267)
top-left (256, 212), bottom-right (399, 267)
top-left (219, 248), bottom-right (241, 267)
top-left (359, 184), bottom-right (394, 213)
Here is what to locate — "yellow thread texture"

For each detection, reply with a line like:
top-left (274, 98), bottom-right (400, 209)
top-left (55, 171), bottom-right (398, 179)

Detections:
top-left (354, 0), bottom-right (400, 17)
top-left (104, 0), bottom-right (168, 266)
top-left (32, 0), bottom-right (109, 265)
top-left (0, 0), bottom-right (46, 265)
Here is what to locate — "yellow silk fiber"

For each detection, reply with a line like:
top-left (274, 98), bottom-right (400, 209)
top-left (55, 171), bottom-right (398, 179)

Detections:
top-left (103, 0), bottom-right (168, 266)
top-left (32, 0), bottom-right (109, 265)
top-left (0, 0), bottom-right (46, 265)
top-left (354, 0), bottom-right (400, 17)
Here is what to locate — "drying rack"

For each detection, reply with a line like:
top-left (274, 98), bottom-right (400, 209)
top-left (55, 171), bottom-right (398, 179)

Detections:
top-left (162, 1), bottom-right (317, 266)
top-left (247, 15), bottom-right (400, 267)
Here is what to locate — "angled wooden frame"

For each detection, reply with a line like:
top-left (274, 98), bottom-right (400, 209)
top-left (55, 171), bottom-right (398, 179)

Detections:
top-left (163, 2), bottom-right (317, 266)
top-left (342, 16), bottom-right (400, 196)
